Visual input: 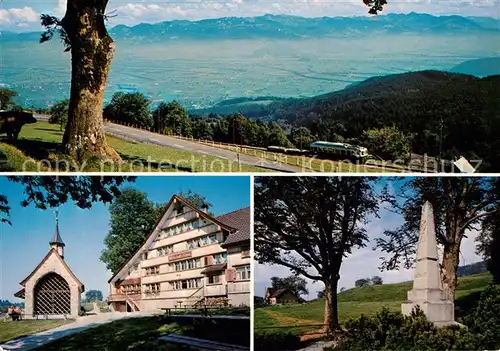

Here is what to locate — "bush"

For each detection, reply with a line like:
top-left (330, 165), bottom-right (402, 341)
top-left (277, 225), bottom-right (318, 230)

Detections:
top-left (254, 330), bottom-right (301, 351)
top-left (337, 286), bottom-right (500, 351)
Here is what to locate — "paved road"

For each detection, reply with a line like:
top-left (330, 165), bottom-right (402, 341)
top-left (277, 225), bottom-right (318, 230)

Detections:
top-left (104, 123), bottom-right (303, 172)
top-left (34, 115), bottom-right (302, 172)
top-left (0, 312), bottom-right (158, 351)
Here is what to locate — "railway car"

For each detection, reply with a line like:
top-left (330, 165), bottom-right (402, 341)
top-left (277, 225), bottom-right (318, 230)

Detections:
top-left (309, 141), bottom-right (369, 162)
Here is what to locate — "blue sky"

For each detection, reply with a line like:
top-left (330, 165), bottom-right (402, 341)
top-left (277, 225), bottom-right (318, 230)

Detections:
top-left (0, 175), bottom-right (250, 301)
top-left (254, 177), bottom-right (483, 300)
top-left (1, 0), bottom-right (499, 32)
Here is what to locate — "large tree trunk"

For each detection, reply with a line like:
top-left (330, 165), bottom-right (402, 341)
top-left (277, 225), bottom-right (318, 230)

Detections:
top-left (441, 216), bottom-right (464, 301)
top-left (60, 0), bottom-right (120, 162)
top-left (323, 278), bottom-right (339, 335)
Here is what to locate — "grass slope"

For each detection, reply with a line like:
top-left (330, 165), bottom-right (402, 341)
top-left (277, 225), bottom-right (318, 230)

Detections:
top-left (34, 317), bottom-right (186, 351)
top-left (0, 319), bottom-right (73, 344)
top-left (254, 272), bottom-right (493, 334)
top-left (0, 122), bottom-right (267, 172)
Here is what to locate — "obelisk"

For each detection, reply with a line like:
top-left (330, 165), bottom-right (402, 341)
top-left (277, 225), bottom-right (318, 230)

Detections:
top-left (401, 201), bottom-right (460, 327)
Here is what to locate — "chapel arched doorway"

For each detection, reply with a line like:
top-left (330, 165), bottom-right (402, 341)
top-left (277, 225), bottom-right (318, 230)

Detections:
top-left (34, 272), bottom-right (71, 315)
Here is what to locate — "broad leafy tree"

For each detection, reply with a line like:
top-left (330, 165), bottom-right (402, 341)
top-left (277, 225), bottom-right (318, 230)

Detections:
top-left (1, 176), bottom-right (135, 225)
top-left (153, 101), bottom-right (191, 136)
top-left (180, 190), bottom-right (212, 210)
top-left (363, 126), bottom-right (411, 161)
top-left (0, 88), bottom-right (17, 110)
top-left (377, 177), bottom-right (500, 299)
top-left (40, 1), bottom-right (120, 162)
top-left (476, 202), bottom-right (500, 284)
top-left (49, 99), bottom-right (70, 130)
top-left (355, 278), bottom-right (371, 287)
top-left (104, 93), bottom-right (152, 128)
top-left (289, 126), bottom-right (314, 150)
top-left (100, 188), bottom-right (163, 274)
top-left (270, 275), bottom-right (309, 298)
top-left (255, 176), bottom-right (379, 333)
top-left (371, 275), bottom-right (383, 285)
top-left (85, 289), bottom-right (103, 302)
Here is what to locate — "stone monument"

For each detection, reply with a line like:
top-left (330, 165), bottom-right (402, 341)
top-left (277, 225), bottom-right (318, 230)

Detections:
top-left (401, 201), bottom-right (460, 327)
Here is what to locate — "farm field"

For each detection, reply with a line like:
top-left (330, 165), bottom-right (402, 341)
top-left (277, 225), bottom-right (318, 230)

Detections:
top-left (5, 34), bottom-right (500, 108)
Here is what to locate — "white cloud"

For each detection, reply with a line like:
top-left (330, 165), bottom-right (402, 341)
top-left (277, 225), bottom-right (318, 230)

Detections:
top-left (0, 6), bottom-right (39, 27)
top-left (55, 0), bottom-right (67, 17)
top-left (2, 0), bottom-right (499, 32)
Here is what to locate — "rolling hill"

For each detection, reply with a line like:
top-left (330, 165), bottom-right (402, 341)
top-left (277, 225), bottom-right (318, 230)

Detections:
top-left (3, 13), bottom-right (498, 42)
top-left (196, 70), bottom-right (500, 171)
top-left (254, 272), bottom-right (494, 333)
top-left (450, 57), bottom-right (500, 77)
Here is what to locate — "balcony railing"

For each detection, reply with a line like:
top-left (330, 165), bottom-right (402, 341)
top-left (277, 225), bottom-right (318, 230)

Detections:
top-left (204, 284), bottom-right (227, 297)
top-left (227, 282), bottom-right (250, 294)
top-left (108, 293), bottom-right (141, 302)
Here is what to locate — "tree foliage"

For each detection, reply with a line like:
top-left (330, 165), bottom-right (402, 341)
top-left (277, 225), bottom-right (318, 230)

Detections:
top-left (270, 275), bottom-right (309, 298)
top-left (180, 189), bottom-right (212, 210)
top-left (100, 188), bottom-right (164, 274)
top-left (104, 93), bottom-right (152, 128)
top-left (363, 126), bottom-right (411, 161)
top-left (85, 289), bottom-right (103, 302)
top-left (476, 202), bottom-right (500, 284)
top-left (254, 176), bottom-right (379, 332)
top-left (0, 88), bottom-right (18, 110)
top-left (1, 176), bottom-right (135, 225)
top-left (355, 276), bottom-right (383, 287)
top-left (153, 101), bottom-right (192, 136)
top-left (49, 99), bottom-right (70, 130)
top-left (376, 177), bottom-right (500, 299)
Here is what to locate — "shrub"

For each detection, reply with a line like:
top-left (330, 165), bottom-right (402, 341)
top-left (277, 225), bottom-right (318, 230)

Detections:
top-left (254, 330), bottom-right (301, 351)
top-left (463, 284), bottom-right (500, 350)
top-left (337, 286), bottom-right (500, 351)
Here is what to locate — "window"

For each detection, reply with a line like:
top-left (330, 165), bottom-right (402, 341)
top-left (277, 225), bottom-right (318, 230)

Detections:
top-left (145, 283), bottom-right (160, 296)
top-left (214, 253), bottom-right (228, 264)
top-left (236, 266), bottom-right (250, 281)
top-left (170, 278), bottom-right (202, 290)
top-left (170, 258), bottom-right (200, 272)
top-left (208, 275), bottom-right (221, 285)
top-left (145, 266), bottom-right (160, 276)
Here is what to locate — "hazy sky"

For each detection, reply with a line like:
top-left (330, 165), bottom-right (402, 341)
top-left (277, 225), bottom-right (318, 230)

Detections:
top-left (254, 177), bottom-right (483, 300)
top-left (1, 0), bottom-right (499, 32)
top-left (0, 175), bottom-right (250, 301)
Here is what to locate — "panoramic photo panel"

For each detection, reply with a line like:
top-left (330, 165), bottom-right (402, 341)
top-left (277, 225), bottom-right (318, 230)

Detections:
top-left (0, 175), bottom-right (251, 350)
top-left (1, 1), bottom-right (498, 173)
top-left (253, 176), bottom-right (500, 351)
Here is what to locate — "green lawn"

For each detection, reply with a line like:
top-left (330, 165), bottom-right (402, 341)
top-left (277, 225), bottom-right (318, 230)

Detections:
top-left (35, 315), bottom-right (249, 350)
top-left (34, 317), bottom-right (186, 351)
top-left (254, 272), bottom-right (494, 335)
top-left (0, 319), bottom-right (73, 343)
top-left (0, 122), bottom-right (268, 173)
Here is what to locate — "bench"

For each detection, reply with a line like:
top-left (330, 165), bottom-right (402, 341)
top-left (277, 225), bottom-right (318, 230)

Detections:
top-left (159, 334), bottom-right (249, 351)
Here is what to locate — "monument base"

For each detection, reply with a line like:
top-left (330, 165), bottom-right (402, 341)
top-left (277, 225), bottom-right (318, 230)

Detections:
top-left (401, 300), bottom-right (460, 327)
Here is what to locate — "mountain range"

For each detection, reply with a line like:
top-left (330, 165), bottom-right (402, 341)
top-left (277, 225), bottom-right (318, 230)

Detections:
top-left (2, 13), bottom-right (499, 42)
